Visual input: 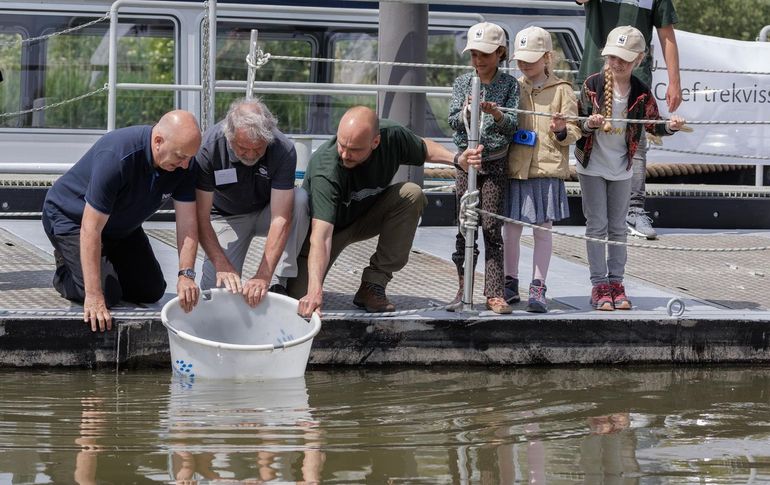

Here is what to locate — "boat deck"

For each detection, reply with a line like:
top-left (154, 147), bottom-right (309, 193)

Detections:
top-left (2, 219), bottom-right (770, 366)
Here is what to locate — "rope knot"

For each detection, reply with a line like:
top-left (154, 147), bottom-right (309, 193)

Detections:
top-left (246, 49), bottom-right (271, 69)
top-left (459, 189), bottom-right (480, 231)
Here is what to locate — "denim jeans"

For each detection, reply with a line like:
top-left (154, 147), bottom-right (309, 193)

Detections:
top-left (578, 174), bottom-right (632, 286)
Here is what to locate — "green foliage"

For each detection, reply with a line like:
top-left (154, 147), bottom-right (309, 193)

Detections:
top-left (672, 0), bottom-right (770, 41)
top-left (0, 34), bottom-right (22, 128)
top-left (215, 34), bottom-right (312, 132)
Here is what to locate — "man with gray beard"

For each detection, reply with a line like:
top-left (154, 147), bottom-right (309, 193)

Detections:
top-left (195, 98), bottom-right (309, 307)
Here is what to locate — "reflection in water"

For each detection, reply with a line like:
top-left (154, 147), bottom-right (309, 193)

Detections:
top-left (166, 376), bottom-right (324, 484)
top-left (1, 367), bottom-right (770, 483)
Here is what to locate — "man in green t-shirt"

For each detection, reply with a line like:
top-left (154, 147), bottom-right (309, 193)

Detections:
top-left (576, 0), bottom-right (682, 240)
top-left (287, 106), bottom-right (482, 316)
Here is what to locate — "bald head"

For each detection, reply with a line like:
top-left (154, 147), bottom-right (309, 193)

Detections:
top-left (336, 106), bottom-right (380, 169)
top-left (152, 110), bottom-right (201, 172)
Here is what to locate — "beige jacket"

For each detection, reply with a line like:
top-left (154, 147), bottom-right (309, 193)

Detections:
top-left (507, 75), bottom-right (581, 180)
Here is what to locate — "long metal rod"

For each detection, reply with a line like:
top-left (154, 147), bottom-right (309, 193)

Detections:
top-left (107, 4), bottom-right (119, 131)
top-left (116, 83), bottom-right (203, 91)
top-left (461, 76), bottom-right (481, 312)
top-left (216, 80), bottom-right (452, 95)
top-left (245, 30), bottom-right (259, 100)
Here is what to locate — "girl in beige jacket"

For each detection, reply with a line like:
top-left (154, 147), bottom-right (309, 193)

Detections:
top-left (504, 26), bottom-right (581, 313)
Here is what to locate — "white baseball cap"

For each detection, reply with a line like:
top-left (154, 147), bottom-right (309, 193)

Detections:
top-left (512, 26), bottom-right (552, 63)
top-left (602, 25), bottom-right (646, 62)
top-left (463, 22), bottom-right (506, 54)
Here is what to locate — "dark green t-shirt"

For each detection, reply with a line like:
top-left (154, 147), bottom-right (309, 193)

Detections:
top-left (577, 0), bottom-right (678, 87)
top-left (302, 119), bottom-right (427, 229)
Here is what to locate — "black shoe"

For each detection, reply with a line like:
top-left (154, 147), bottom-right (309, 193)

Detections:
top-left (504, 276), bottom-right (520, 304)
top-left (353, 282), bottom-right (395, 313)
top-left (268, 283), bottom-right (288, 296)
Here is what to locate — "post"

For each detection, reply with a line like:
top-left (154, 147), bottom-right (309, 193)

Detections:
top-left (461, 76), bottom-right (481, 312)
top-left (107, 4), bottom-right (119, 131)
top-left (246, 30), bottom-right (259, 101)
top-left (377, 1), bottom-right (428, 186)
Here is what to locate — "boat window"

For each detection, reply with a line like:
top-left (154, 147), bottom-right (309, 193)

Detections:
top-left (0, 33), bottom-right (22, 128)
top-left (214, 23), bottom-right (315, 134)
top-left (0, 14), bottom-right (176, 130)
top-left (327, 28), bottom-right (472, 138)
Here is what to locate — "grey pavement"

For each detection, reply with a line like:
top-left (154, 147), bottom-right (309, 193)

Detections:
top-left (2, 219), bottom-right (770, 321)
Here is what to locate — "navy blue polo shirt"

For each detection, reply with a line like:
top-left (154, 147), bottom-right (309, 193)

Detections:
top-left (42, 125), bottom-right (197, 238)
top-left (195, 121), bottom-right (296, 216)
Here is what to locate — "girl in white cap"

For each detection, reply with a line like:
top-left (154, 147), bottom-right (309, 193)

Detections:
top-left (575, 25), bottom-right (685, 311)
top-left (504, 26), bottom-right (581, 313)
top-left (448, 22), bottom-right (519, 314)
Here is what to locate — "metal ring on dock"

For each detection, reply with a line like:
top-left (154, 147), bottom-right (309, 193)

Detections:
top-left (666, 298), bottom-right (686, 317)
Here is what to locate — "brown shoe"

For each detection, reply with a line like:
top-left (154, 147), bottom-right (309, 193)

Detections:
top-left (353, 282), bottom-right (396, 313)
top-left (486, 297), bottom-right (512, 314)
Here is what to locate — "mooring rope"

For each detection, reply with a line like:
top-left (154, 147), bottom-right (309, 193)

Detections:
top-left (0, 14), bottom-right (110, 47)
top-left (498, 106), bottom-right (770, 127)
top-left (246, 51), bottom-right (576, 76)
top-left (0, 86), bottom-right (108, 120)
top-left (473, 208), bottom-right (770, 252)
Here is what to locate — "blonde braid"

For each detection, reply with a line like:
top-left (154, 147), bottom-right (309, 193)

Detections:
top-left (602, 66), bottom-right (613, 133)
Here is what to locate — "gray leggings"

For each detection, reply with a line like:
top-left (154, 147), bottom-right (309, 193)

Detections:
top-left (578, 174), bottom-right (632, 286)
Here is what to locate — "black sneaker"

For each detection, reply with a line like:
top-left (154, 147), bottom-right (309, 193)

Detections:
top-left (504, 276), bottom-right (520, 304)
top-left (268, 283), bottom-right (288, 296)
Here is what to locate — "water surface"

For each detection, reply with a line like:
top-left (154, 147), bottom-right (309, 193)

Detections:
top-left (1, 367), bottom-right (769, 484)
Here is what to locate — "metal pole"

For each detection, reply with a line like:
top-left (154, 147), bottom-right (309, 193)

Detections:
top-left (107, 5), bottom-right (119, 131)
top-left (461, 76), bottom-right (481, 312)
top-left (207, 0), bottom-right (217, 129)
top-left (377, 1), bottom-right (428, 186)
top-left (246, 30), bottom-right (259, 101)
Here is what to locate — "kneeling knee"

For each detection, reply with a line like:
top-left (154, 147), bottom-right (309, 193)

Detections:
top-left (400, 182), bottom-right (427, 208)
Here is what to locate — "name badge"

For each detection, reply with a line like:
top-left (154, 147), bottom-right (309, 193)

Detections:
top-left (214, 168), bottom-right (237, 185)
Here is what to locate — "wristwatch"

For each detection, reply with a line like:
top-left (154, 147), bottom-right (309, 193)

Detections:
top-left (453, 152), bottom-right (462, 169)
top-left (178, 268), bottom-right (196, 279)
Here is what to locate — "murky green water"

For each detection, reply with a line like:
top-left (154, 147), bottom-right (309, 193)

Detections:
top-left (1, 367), bottom-right (770, 484)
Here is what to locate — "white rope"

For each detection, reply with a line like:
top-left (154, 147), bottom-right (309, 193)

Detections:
top-left (0, 14), bottom-right (110, 47)
top-left (0, 86), bottom-right (108, 120)
top-left (477, 209), bottom-right (770, 252)
top-left (0, 309), bottom-right (161, 319)
top-left (422, 184), bottom-right (456, 193)
top-left (321, 302), bottom-right (459, 318)
top-left (249, 51), bottom-right (575, 75)
top-left (649, 146), bottom-right (770, 161)
top-left (499, 106), bottom-right (770, 126)
top-left (458, 189), bottom-right (479, 232)
top-left (658, 66), bottom-right (770, 76)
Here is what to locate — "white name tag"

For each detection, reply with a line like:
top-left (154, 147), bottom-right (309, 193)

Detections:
top-left (214, 168), bottom-right (237, 185)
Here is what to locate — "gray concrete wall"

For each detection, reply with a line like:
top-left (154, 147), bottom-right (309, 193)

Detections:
top-left (2, 316), bottom-right (770, 367)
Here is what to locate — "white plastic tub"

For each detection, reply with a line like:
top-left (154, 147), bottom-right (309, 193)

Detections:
top-left (160, 289), bottom-right (321, 380)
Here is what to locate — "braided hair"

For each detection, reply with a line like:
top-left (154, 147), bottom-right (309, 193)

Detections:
top-left (602, 65), bottom-right (613, 133)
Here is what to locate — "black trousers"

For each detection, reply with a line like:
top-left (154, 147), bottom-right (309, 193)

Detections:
top-left (42, 217), bottom-right (166, 307)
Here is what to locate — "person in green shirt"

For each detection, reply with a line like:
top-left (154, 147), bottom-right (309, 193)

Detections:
top-left (287, 106), bottom-right (482, 316)
top-left (576, 0), bottom-right (682, 240)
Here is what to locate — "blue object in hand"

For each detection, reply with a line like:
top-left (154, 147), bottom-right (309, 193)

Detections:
top-left (513, 129), bottom-right (537, 146)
